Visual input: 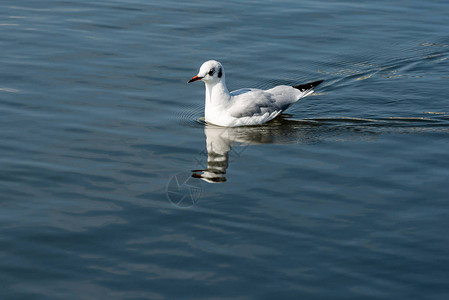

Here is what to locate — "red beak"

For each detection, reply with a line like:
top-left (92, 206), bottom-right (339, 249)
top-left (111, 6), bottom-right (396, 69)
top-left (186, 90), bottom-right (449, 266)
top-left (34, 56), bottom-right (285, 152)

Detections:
top-left (188, 75), bottom-right (202, 83)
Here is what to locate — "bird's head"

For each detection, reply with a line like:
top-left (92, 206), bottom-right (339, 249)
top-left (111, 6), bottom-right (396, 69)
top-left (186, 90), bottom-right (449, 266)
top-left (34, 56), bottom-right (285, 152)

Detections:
top-left (188, 60), bottom-right (224, 84)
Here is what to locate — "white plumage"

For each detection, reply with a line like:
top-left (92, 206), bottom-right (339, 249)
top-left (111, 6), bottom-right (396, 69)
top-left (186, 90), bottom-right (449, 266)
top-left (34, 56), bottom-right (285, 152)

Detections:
top-left (188, 60), bottom-right (323, 127)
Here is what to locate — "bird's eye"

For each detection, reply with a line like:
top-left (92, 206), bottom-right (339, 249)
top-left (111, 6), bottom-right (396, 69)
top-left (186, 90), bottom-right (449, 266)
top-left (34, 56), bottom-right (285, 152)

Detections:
top-left (208, 69), bottom-right (214, 76)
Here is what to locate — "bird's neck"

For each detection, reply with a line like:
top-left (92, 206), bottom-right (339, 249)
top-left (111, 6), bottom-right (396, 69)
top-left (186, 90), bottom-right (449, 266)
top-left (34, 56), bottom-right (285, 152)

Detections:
top-left (205, 79), bottom-right (230, 104)
top-left (204, 79), bottom-right (231, 120)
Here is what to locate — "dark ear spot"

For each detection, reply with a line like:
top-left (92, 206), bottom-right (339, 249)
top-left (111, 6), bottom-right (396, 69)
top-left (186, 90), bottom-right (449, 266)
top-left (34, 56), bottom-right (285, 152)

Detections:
top-left (218, 67), bottom-right (222, 78)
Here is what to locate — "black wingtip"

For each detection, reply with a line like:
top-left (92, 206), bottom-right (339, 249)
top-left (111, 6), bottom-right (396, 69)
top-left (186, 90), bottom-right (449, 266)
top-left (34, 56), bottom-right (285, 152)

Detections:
top-left (293, 80), bottom-right (324, 92)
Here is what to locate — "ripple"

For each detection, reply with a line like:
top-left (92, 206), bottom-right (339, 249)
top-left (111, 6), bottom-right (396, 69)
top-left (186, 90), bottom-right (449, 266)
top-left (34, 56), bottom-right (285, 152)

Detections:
top-left (303, 113), bottom-right (449, 126)
top-left (0, 87), bottom-right (20, 93)
top-left (315, 39), bottom-right (449, 91)
top-left (176, 103), bottom-right (205, 128)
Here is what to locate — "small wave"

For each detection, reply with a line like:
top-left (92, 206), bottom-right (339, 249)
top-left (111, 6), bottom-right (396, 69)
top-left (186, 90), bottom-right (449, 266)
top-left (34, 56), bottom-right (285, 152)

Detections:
top-left (313, 38), bottom-right (449, 92)
top-left (176, 103), bottom-right (205, 128)
top-left (302, 114), bottom-right (449, 126)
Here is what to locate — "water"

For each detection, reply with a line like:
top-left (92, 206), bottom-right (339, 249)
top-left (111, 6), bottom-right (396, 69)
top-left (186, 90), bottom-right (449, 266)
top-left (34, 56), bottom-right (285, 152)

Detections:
top-left (1, 0), bottom-right (448, 299)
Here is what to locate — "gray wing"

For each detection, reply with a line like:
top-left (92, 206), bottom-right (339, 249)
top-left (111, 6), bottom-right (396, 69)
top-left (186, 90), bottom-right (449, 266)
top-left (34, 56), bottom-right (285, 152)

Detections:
top-left (265, 85), bottom-right (303, 111)
top-left (228, 88), bottom-right (279, 118)
top-left (229, 86), bottom-right (302, 118)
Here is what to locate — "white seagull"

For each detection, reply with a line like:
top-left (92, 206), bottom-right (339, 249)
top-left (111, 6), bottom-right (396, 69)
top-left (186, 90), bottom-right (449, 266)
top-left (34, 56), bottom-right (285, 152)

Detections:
top-left (188, 60), bottom-right (323, 127)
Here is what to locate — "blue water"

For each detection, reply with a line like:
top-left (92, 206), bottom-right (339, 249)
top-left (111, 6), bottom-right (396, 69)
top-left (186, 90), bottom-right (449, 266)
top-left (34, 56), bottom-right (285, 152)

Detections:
top-left (1, 0), bottom-right (449, 299)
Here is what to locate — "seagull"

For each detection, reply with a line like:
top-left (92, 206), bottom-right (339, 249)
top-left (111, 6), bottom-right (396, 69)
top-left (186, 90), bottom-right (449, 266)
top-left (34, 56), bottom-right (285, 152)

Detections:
top-left (188, 60), bottom-right (323, 127)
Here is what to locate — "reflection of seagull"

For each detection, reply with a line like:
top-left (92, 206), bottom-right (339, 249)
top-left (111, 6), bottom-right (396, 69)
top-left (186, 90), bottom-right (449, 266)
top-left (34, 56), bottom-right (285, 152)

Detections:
top-left (192, 124), bottom-right (295, 183)
top-left (192, 126), bottom-right (231, 183)
top-left (191, 119), bottom-right (382, 183)
top-left (192, 123), bottom-right (312, 183)
top-left (188, 60), bottom-right (323, 127)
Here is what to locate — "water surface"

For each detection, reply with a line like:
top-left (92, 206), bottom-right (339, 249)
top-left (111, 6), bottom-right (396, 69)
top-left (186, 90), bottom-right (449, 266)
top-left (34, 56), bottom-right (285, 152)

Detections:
top-left (1, 0), bottom-right (449, 299)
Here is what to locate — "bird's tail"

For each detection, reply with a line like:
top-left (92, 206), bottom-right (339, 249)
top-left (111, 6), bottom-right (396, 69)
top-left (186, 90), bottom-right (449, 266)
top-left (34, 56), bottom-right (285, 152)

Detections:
top-left (293, 80), bottom-right (324, 96)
